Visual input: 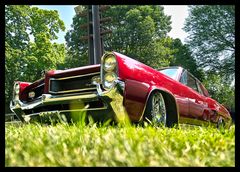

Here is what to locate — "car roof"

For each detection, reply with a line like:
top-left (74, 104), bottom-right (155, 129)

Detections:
top-left (157, 66), bottom-right (183, 71)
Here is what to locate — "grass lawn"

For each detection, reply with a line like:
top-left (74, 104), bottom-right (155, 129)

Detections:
top-left (5, 121), bottom-right (235, 167)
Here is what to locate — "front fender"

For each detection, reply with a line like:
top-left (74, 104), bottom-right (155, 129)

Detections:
top-left (206, 97), bottom-right (232, 124)
top-left (123, 80), bottom-right (179, 124)
top-left (123, 79), bottom-right (150, 121)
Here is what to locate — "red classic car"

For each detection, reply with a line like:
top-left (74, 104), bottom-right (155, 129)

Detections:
top-left (10, 52), bottom-right (232, 128)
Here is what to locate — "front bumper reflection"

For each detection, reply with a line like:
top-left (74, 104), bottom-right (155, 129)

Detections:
top-left (10, 80), bottom-right (129, 123)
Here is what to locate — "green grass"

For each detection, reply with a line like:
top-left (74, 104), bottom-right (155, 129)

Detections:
top-left (5, 121), bottom-right (235, 167)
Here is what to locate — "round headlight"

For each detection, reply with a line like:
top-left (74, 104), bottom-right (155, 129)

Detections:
top-left (103, 55), bottom-right (117, 72)
top-left (104, 72), bottom-right (117, 89)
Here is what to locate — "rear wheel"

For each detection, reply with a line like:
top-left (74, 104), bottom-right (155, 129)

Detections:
top-left (143, 91), bottom-right (167, 126)
top-left (217, 117), bottom-right (225, 129)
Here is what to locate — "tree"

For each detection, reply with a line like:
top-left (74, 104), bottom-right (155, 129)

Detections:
top-left (170, 38), bottom-right (204, 81)
top-left (65, 10), bottom-right (89, 68)
top-left (202, 73), bottom-right (235, 111)
top-left (184, 5), bottom-right (235, 84)
top-left (5, 5), bottom-right (66, 111)
top-left (5, 5), bottom-right (31, 50)
top-left (65, 5), bottom-right (175, 69)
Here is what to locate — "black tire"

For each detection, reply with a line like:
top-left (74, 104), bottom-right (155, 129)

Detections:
top-left (143, 91), bottom-right (167, 127)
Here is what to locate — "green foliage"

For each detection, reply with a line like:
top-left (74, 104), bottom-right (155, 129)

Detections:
top-left (170, 38), bottom-right (205, 81)
top-left (5, 5), bottom-right (66, 109)
top-left (5, 5), bottom-right (31, 50)
top-left (5, 123), bottom-right (235, 166)
top-left (65, 5), bottom-right (174, 68)
top-left (64, 7), bottom-right (89, 68)
top-left (203, 73), bottom-right (235, 110)
top-left (184, 5), bottom-right (235, 84)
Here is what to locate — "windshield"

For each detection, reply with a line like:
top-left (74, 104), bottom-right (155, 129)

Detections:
top-left (159, 68), bottom-right (178, 80)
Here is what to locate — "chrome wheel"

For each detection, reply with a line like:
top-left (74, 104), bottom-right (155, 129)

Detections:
top-left (217, 117), bottom-right (225, 129)
top-left (150, 92), bottom-right (166, 126)
top-left (143, 91), bottom-right (178, 128)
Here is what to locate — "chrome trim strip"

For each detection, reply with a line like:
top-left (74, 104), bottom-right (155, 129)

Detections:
top-left (24, 107), bottom-right (108, 118)
top-left (20, 100), bottom-right (43, 110)
top-left (5, 121), bottom-right (22, 125)
top-left (10, 93), bottom-right (99, 111)
top-left (50, 91), bottom-right (97, 97)
top-left (101, 53), bottom-right (108, 86)
top-left (50, 72), bottom-right (100, 81)
top-left (49, 87), bottom-right (97, 94)
top-left (43, 93), bottom-right (98, 103)
top-left (34, 83), bottom-right (45, 88)
top-left (179, 116), bottom-right (217, 127)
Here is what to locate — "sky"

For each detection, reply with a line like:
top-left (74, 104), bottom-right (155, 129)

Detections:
top-left (162, 5), bottom-right (189, 43)
top-left (34, 5), bottom-right (189, 44)
top-left (33, 5), bottom-right (76, 44)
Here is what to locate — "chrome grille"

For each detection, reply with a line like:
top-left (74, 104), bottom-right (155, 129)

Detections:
top-left (49, 72), bottom-right (99, 94)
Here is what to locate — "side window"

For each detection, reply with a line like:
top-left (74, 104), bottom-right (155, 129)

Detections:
top-left (180, 70), bottom-right (187, 85)
top-left (196, 81), bottom-right (204, 95)
top-left (199, 83), bottom-right (209, 97)
top-left (180, 70), bottom-right (201, 93)
top-left (187, 73), bottom-right (198, 92)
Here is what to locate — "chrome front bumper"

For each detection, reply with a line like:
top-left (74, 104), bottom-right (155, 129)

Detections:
top-left (10, 80), bottom-right (129, 123)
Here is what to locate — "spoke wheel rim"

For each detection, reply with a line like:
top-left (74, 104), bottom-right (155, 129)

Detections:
top-left (217, 117), bottom-right (225, 129)
top-left (151, 92), bottom-right (166, 126)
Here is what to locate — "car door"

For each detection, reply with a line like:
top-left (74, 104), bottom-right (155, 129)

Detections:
top-left (195, 80), bottom-right (209, 121)
top-left (179, 70), bottom-right (207, 119)
top-left (176, 69), bottom-right (189, 117)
